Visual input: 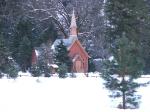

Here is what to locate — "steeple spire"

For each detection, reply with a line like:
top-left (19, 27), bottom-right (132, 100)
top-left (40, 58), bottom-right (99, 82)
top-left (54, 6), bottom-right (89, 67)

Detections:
top-left (70, 8), bottom-right (77, 36)
top-left (70, 8), bottom-right (77, 28)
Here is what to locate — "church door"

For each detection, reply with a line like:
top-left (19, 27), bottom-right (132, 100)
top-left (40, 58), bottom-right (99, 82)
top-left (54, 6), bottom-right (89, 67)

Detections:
top-left (75, 60), bottom-right (84, 73)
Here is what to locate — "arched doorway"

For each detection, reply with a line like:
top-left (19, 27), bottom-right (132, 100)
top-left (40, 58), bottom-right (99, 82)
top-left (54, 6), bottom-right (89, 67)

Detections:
top-left (75, 60), bottom-right (84, 73)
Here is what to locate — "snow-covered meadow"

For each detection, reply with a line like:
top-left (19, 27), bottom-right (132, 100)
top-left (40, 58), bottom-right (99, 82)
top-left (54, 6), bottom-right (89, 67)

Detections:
top-left (0, 72), bottom-right (150, 112)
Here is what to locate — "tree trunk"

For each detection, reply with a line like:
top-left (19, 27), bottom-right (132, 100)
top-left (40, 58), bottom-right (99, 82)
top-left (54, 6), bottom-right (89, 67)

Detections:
top-left (122, 90), bottom-right (126, 109)
top-left (122, 76), bottom-right (126, 109)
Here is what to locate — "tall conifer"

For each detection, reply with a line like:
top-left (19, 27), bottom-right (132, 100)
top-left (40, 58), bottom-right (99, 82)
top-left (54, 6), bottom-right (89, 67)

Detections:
top-left (103, 0), bottom-right (149, 109)
top-left (54, 40), bottom-right (72, 74)
top-left (11, 18), bottom-right (34, 71)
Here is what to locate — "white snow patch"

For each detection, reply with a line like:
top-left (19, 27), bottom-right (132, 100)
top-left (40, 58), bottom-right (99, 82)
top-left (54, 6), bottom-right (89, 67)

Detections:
top-left (35, 50), bottom-right (39, 56)
top-left (0, 73), bottom-right (150, 112)
top-left (49, 64), bottom-right (59, 68)
top-left (109, 56), bottom-right (114, 61)
top-left (18, 71), bottom-right (31, 77)
top-left (94, 58), bottom-right (103, 61)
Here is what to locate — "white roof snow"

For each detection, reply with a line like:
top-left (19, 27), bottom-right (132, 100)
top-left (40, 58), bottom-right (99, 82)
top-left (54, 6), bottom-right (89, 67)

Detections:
top-left (49, 64), bottom-right (59, 68)
top-left (51, 36), bottom-right (77, 50)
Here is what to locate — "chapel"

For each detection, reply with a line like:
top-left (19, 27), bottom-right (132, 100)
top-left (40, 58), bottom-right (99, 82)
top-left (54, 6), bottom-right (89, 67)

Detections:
top-left (32, 9), bottom-right (89, 73)
top-left (52, 9), bottom-right (89, 73)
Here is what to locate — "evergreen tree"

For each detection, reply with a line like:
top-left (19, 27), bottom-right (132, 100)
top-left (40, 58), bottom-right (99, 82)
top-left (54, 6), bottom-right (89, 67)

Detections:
top-left (36, 21), bottom-right (57, 46)
top-left (103, 0), bottom-right (148, 109)
top-left (58, 63), bottom-right (68, 78)
top-left (11, 17), bottom-right (34, 71)
top-left (30, 64), bottom-right (42, 77)
top-left (105, 0), bottom-right (149, 43)
top-left (88, 58), bottom-right (96, 72)
top-left (140, 0), bottom-right (150, 74)
top-left (37, 44), bottom-right (52, 77)
top-left (0, 13), bottom-right (19, 78)
top-left (0, 33), bottom-right (19, 78)
top-left (0, 34), bottom-right (10, 77)
top-left (11, 17), bottom-right (57, 72)
top-left (102, 36), bottom-right (143, 109)
top-left (54, 40), bottom-right (72, 73)
top-left (142, 36), bottom-right (150, 74)
top-left (6, 58), bottom-right (19, 79)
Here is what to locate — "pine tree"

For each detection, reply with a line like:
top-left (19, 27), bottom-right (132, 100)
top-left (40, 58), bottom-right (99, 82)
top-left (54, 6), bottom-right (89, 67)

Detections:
top-left (140, 0), bottom-right (150, 74)
top-left (142, 36), bottom-right (150, 73)
top-left (11, 17), bottom-right (34, 71)
top-left (36, 21), bottom-right (57, 46)
top-left (58, 63), bottom-right (68, 78)
top-left (6, 58), bottom-right (19, 79)
top-left (88, 58), bottom-right (96, 72)
top-left (37, 44), bottom-right (52, 77)
top-left (102, 36), bottom-right (143, 109)
top-left (54, 40), bottom-right (72, 73)
top-left (0, 34), bottom-right (19, 78)
top-left (105, 0), bottom-right (149, 43)
top-left (103, 0), bottom-right (148, 109)
top-left (11, 17), bottom-right (58, 72)
top-left (30, 64), bottom-right (42, 77)
top-left (0, 34), bottom-right (9, 77)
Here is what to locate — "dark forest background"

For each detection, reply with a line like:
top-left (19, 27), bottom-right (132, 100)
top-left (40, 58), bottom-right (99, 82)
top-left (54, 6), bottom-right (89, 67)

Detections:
top-left (0, 0), bottom-right (150, 74)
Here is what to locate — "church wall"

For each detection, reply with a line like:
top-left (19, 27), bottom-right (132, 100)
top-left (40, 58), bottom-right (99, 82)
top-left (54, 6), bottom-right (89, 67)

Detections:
top-left (68, 41), bottom-right (88, 73)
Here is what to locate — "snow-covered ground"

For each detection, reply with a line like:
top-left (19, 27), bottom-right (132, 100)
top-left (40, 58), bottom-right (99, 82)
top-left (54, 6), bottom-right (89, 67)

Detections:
top-left (0, 73), bottom-right (150, 112)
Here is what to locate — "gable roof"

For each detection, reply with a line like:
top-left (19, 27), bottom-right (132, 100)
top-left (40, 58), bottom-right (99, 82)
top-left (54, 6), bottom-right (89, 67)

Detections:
top-left (68, 40), bottom-right (90, 58)
top-left (51, 35), bottom-right (77, 50)
top-left (52, 36), bottom-right (89, 58)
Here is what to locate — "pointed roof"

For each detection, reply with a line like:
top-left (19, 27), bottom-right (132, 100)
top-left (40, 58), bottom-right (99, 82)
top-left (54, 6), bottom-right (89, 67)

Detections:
top-left (70, 9), bottom-right (77, 28)
top-left (68, 40), bottom-right (90, 58)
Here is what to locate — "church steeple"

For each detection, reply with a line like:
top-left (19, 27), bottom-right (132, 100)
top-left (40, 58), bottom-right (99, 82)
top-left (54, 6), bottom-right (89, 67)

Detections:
top-left (70, 9), bottom-right (77, 37)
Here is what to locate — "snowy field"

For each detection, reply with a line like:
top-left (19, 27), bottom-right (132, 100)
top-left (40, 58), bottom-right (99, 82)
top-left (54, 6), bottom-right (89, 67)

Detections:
top-left (0, 73), bottom-right (150, 112)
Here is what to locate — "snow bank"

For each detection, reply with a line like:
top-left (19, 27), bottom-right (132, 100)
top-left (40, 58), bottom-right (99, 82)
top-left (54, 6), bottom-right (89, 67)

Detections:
top-left (0, 74), bottom-right (150, 112)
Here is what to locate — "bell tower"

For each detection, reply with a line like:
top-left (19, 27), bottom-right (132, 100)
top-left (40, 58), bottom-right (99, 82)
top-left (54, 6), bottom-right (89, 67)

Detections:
top-left (70, 9), bottom-right (77, 37)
